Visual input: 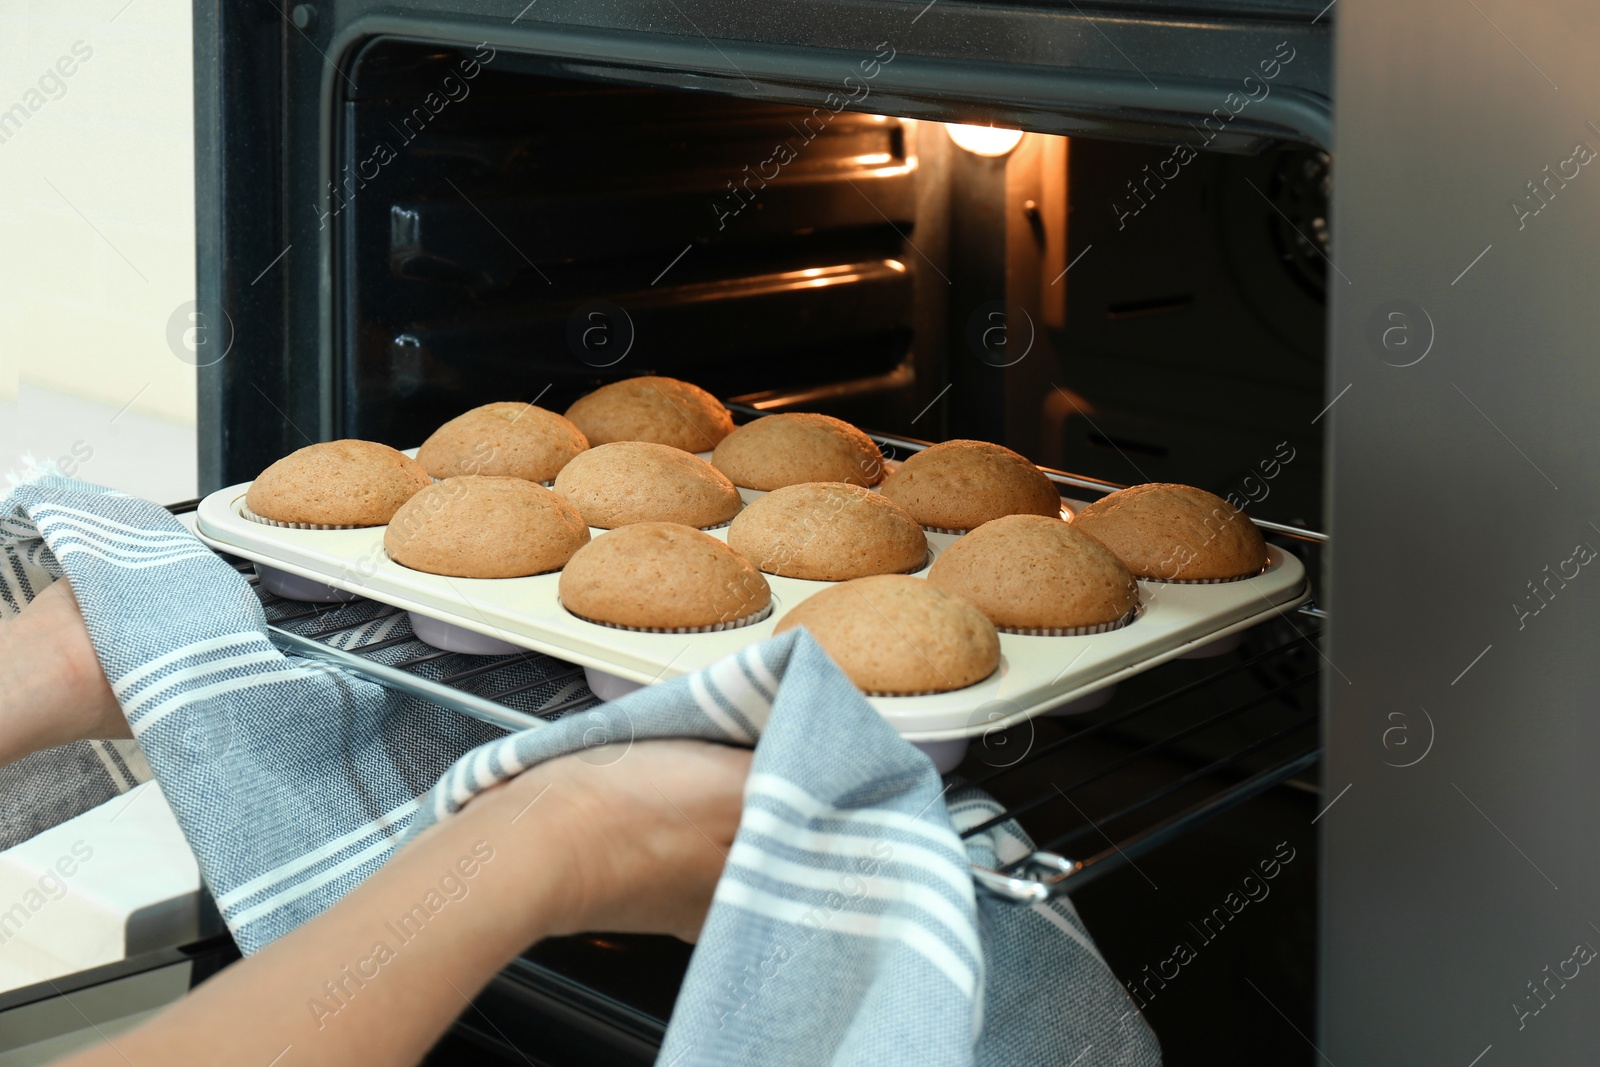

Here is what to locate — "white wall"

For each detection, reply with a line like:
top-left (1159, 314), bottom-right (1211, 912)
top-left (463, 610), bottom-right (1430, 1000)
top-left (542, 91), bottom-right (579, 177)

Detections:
top-left (0, 1), bottom-right (197, 502)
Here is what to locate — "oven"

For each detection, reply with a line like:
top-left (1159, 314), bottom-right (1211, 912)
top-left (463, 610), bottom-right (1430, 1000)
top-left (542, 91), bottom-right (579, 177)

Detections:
top-left (175, 0), bottom-right (1600, 1062)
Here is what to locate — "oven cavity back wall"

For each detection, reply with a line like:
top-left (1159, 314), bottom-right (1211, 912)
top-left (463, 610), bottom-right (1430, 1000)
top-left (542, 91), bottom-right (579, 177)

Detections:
top-left (338, 43), bottom-right (925, 447)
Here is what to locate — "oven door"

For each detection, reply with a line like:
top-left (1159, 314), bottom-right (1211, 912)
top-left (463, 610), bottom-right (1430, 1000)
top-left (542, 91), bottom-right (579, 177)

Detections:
top-left (0, 937), bottom-right (236, 1065)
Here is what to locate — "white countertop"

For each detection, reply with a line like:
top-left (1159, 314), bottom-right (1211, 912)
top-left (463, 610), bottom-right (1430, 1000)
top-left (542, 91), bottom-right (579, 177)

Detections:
top-left (0, 781), bottom-right (216, 994)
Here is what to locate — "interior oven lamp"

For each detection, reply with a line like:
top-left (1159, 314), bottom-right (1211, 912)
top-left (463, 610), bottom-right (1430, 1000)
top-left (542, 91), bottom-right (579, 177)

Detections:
top-left (944, 122), bottom-right (1025, 156)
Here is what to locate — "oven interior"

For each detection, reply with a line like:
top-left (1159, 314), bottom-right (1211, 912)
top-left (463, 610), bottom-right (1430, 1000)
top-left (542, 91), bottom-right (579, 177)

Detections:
top-left (323, 37), bottom-right (1332, 1066)
top-left (339, 40), bottom-right (1327, 530)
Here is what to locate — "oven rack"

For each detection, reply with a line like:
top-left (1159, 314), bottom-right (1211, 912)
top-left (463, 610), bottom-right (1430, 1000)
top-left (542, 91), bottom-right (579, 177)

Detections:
top-left (961, 621), bottom-right (1321, 901)
top-left (245, 564), bottom-right (596, 733)
top-left (176, 527), bottom-right (1321, 905)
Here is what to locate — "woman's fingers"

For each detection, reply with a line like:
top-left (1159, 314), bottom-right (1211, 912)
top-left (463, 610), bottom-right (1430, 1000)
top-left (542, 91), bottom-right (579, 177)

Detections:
top-left (482, 740), bottom-right (753, 941)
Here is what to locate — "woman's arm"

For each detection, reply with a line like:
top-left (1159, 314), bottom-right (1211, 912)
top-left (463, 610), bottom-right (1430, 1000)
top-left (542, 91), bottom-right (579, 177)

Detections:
top-left (0, 579), bottom-right (130, 767)
top-left (4, 572), bottom-right (749, 1065)
top-left (56, 738), bottom-right (750, 1067)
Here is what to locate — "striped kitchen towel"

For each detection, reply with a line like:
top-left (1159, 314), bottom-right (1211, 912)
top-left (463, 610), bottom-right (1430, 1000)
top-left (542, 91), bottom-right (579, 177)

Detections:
top-left (2, 475), bottom-right (1159, 1065)
top-left (1, 476), bottom-right (506, 948)
top-left (409, 632), bottom-right (1161, 1066)
top-left (1, 498), bottom-right (154, 849)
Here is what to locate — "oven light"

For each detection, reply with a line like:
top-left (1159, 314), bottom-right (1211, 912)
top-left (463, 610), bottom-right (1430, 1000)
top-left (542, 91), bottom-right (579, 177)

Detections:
top-left (944, 122), bottom-right (1024, 157)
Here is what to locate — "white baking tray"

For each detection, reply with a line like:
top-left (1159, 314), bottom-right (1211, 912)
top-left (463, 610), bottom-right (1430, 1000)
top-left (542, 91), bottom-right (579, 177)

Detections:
top-left (195, 469), bottom-right (1309, 743)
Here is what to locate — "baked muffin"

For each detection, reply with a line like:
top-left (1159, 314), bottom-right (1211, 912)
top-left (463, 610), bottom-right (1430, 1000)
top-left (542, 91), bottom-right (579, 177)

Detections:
top-left (711, 413), bottom-right (885, 490)
top-left (878, 440), bottom-right (1061, 532)
top-left (553, 442), bottom-right (742, 530)
top-left (384, 476), bottom-right (589, 579)
top-left (927, 515), bottom-right (1137, 633)
top-left (559, 522), bottom-right (771, 631)
top-left (246, 440), bottom-right (431, 528)
top-left (415, 402), bottom-right (587, 484)
top-left (775, 575), bottom-right (999, 695)
top-left (1071, 483), bottom-right (1268, 582)
top-left (564, 376), bottom-right (735, 453)
top-left (728, 483), bottom-right (926, 581)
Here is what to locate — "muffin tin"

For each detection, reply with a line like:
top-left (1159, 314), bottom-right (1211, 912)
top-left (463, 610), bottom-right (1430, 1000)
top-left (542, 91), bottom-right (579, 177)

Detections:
top-left (196, 456), bottom-right (1309, 746)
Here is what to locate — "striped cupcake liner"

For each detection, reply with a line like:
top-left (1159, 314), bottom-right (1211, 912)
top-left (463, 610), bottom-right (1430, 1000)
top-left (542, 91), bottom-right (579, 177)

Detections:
top-left (864, 664), bottom-right (1001, 698)
top-left (561, 598), bottom-right (774, 634)
top-left (760, 552), bottom-right (930, 582)
top-left (429, 476), bottom-right (556, 487)
top-left (920, 508), bottom-right (1071, 536)
top-left (239, 504), bottom-right (373, 531)
top-left (1138, 564), bottom-right (1268, 586)
top-left (998, 605), bottom-right (1140, 638)
top-left (385, 554), bottom-right (567, 580)
top-left (592, 516), bottom-right (738, 533)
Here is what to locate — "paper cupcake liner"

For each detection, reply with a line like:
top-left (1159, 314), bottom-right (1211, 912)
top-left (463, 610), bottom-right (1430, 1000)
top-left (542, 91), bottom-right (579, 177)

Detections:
top-left (386, 554), bottom-right (566, 580)
top-left (1139, 564), bottom-right (1268, 586)
top-left (429, 476), bottom-right (555, 487)
top-left (999, 606), bottom-right (1139, 637)
top-left (239, 504), bottom-right (371, 531)
top-left (921, 508), bottom-right (1069, 536)
top-left (591, 514), bottom-right (738, 533)
top-left (762, 552), bottom-right (930, 582)
top-left (865, 665), bottom-right (1001, 698)
top-left (562, 599), bottom-right (774, 634)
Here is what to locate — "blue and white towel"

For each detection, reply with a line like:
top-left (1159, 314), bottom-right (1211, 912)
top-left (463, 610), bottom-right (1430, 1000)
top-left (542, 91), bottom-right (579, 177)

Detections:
top-left (1, 475), bottom-right (1160, 1066)
top-left (0, 521), bottom-right (154, 849)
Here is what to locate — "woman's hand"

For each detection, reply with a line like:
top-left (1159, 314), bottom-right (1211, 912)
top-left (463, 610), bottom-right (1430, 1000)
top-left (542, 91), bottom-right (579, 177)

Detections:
top-left (0, 578), bottom-right (129, 767)
top-left (0, 576), bottom-right (749, 943)
top-left (50, 734), bottom-right (749, 1067)
top-left (466, 739), bottom-right (752, 943)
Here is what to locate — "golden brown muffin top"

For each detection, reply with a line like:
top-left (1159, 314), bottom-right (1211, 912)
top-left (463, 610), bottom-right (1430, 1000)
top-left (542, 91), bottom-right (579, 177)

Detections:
top-left (384, 476), bottom-right (590, 579)
top-left (552, 441), bottom-right (742, 530)
top-left (878, 440), bottom-right (1061, 532)
top-left (775, 574), bottom-right (999, 694)
top-left (729, 482), bottom-right (927, 581)
top-left (559, 522), bottom-right (770, 630)
top-left (564, 376), bottom-right (735, 453)
top-left (927, 515), bottom-right (1137, 631)
top-left (415, 402), bottom-right (588, 484)
top-left (1071, 483), bottom-right (1268, 582)
top-left (246, 440), bottom-right (431, 527)
top-left (711, 413), bottom-right (885, 490)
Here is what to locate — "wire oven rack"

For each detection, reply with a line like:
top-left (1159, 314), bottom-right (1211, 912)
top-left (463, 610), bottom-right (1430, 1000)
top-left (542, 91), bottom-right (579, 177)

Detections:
top-left (170, 449), bottom-right (1324, 905)
top-left (959, 624), bottom-right (1320, 901)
